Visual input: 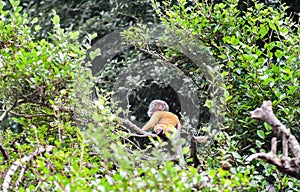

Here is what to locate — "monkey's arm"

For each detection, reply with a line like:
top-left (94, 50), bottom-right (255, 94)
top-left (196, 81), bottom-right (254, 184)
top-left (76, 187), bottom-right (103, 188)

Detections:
top-left (142, 113), bottom-right (160, 131)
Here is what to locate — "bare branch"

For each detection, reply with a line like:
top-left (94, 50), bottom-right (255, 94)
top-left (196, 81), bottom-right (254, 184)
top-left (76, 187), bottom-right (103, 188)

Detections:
top-left (0, 105), bottom-right (15, 123)
top-left (0, 145), bottom-right (9, 161)
top-left (270, 137), bottom-right (277, 155)
top-left (9, 111), bottom-right (54, 118)
top-left (189, 132), bottom-right (201, 168)
top-left (118, 117), bottom-right (149, 135)
top-left (2, 145), bottom-right (54, 192)
top-left (247, 101), bottom-right (300, 179)
top-left (250, 101), bottom-right (290, 137)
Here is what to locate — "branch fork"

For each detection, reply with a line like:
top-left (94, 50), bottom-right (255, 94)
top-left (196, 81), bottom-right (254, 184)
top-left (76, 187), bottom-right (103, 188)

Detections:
top-left (246, 101), bottom-right (300, 179)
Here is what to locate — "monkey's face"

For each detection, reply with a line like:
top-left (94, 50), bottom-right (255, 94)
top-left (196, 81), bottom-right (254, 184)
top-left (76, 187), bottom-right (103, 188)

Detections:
top-left (147, 100), bottom-right (169, 117)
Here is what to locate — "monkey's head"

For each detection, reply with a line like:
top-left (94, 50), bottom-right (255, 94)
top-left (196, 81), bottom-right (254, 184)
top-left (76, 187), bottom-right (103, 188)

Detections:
top-left (147, 99), bottom-right (169, 117)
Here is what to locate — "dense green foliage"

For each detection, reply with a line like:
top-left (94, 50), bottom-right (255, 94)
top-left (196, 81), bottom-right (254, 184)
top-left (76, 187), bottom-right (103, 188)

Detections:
top-left (4, 0), bottom-right (157, 40)
top-left (0, 0), bottom-right (116, 190)
top-left (163, 0), bottom-right (300, 155)
top-left (122, 0), bottom-right (300, 189)
top-left (0, 0), bottom-right (300, 191)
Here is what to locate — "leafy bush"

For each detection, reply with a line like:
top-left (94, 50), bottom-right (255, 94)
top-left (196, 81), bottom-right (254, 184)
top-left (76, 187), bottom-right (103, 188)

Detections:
top-left (122, 0), bottom-right (300, 189)
top-left (145, 0), bottom-right (300, 141)
top-left (0, 0), bottom-right (114, 190)
top-left (7, 0), bottom-right (157, 40)
top-left (1, 0), bottom-right (300, 190)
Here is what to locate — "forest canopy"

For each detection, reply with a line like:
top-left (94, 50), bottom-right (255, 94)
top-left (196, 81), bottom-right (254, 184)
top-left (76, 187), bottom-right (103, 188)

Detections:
top-left (0, 0), bottom-right (299, 191)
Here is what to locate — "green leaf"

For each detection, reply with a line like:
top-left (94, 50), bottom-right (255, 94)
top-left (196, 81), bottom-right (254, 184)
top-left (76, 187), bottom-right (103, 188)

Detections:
top-left (264, 122), bottom-right (272, 131)
top-left (9, 0), bottom-right (20, 8)
top-left (34, 25), bottom-right (41, 32)
top-left (259, 25), bottom-right (268, 38)
top-left (224, 90), bottom-right (232, 101)
top-left (52, 11), bottom-right (60, 25)
top-left (231, 152), bottom-right (241, 159)
top-left (69, 31), bottom-right (80, 40)
top-left (89, 48), bottom-right (101, 60)
top-left (268, 19), bottom-right (276, 31)
top-left (257, 130), bottom-right (265, 139)
top-left (255, 140), bottom-right (263, 148)
top-left (204, 99), bottom-right (213, 109)
top-left (32, 17), bottom-right (38, 24)
top-left (91, 33), bottom-right (98, 39)
top-left (274, 49), bottom-right (283, 59)
top-left (16, 63), bottom-right (25, 70)
top-left (287, 85), bottom-right (297, 95)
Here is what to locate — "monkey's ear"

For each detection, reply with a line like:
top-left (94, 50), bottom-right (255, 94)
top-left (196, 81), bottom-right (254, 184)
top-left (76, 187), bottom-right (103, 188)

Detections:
top-left (147, 110), bottom-right (153, 117)
top-left (164, 102), bottom-right (169, 111)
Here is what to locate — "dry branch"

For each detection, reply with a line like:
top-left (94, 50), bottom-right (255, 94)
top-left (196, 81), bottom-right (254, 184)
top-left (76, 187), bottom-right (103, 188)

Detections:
top-left (0, 103), bottom-right (16, 123)
top-left (246, 101), bottom-right (300, 179)
top-left (0, 145), bottom-right (8, 161)
top-left (190, 132), bottom-right (201, 167)
top-left (118, 117), bottom-right (149, 135)
top-left (2, 145), bottom-right (54, 192)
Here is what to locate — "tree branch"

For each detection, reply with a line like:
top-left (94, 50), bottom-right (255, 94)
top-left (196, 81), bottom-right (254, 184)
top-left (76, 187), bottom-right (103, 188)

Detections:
top-left (118, 117), bottom-right (149, 135)
top-left (0, 104), bottom-right (16, 123)
top-left (246, 101), bottom-right (300, 179)
top-left (2, 145), bottom-right (54, 192)
top-left (0, 145), bottom-right (9, 161)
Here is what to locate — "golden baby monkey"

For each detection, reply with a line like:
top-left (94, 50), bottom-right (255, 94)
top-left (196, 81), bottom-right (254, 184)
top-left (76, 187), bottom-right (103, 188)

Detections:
top-left (142, 100), bottom-right (181, 134)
